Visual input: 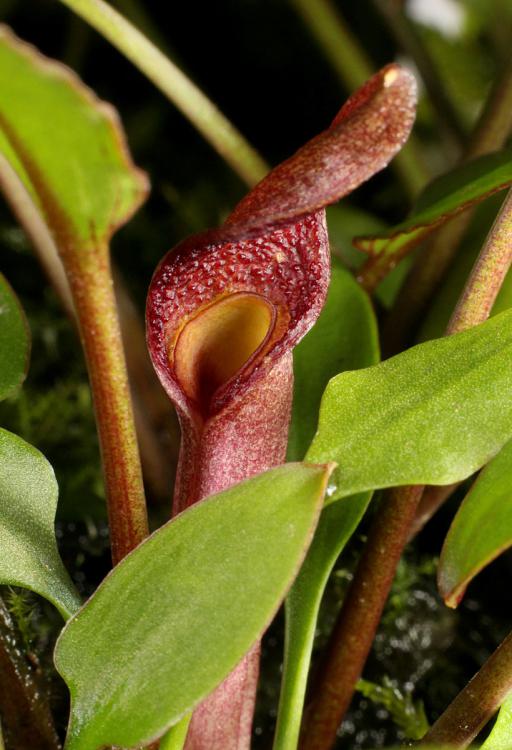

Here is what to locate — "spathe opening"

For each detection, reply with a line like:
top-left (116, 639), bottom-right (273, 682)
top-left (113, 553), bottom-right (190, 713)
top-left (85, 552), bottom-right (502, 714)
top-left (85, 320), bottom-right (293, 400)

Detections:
top-left (173, 292), bottom-right (278, 416)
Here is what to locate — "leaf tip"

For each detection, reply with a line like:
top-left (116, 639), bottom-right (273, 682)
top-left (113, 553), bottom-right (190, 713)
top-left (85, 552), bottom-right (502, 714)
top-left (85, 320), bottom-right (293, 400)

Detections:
top-left (437, 565), bottom-right (466, 609)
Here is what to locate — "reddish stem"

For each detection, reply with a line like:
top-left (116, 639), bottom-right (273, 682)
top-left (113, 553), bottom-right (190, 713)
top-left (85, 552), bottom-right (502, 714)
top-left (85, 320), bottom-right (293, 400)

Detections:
top-left (420, 630), bottom-right (512, 747)
top-left (448, 188), bottom-right (512, 332)
top-left (69, 247), bottom-right (149, 564)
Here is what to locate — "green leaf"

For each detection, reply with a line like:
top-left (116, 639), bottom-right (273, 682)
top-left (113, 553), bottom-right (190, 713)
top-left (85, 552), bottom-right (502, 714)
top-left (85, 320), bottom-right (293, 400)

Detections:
top-left (325, 204), bottom-right (413, 309)
top-left (354, 149), bottom-right (512, 265)
top-left (0, 428), bottom-right (81, 620)
top-left (274, 492), bottom-right (372, 750)
top-left (288, 259), bottom-right (379, 461)
top-left (308, 308), bottom-right (512, 503)
top-left (438, 438), bottom-right (512, 607)
top-left (0, 26), bottom-right (149, 564)
top-left (481, 696), bottom-right (512, 750)
top-left (326, 203), bottom-right (385, 268)
top-left (275, 270), bottom-right (379, 750)
top-left (54, 463), bottom-right (331, 750)
top-left (0, 273), bottom-right (30, 400)
top-left (0, 25), bottom-right (148, 254)
top-left (159, 716), bottom-right (191, 750)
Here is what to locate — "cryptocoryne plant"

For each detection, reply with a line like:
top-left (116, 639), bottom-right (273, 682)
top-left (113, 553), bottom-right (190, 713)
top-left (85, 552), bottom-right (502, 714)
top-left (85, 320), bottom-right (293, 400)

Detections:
top-left (2, 2), bottom-right (512, 750)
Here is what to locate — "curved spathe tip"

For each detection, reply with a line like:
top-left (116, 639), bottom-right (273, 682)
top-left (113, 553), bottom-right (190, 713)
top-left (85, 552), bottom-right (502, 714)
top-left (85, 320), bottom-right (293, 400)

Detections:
top-left (146, 64), bottom-right (417, 422)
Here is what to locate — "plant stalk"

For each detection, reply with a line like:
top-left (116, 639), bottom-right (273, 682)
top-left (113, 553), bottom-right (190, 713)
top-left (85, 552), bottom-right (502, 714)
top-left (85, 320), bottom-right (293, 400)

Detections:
top-left (420, 630), bottom-right (512, 747)
top-left (67, 245), bottom-right (149, 564)
top-left (300, 180), bottom-right (512, 750)
top-left (289, 0), bottom-right (429, 198)
top-left (57, 0), bottom-right (269, 188)
top-left (114, 271), bottom-right (179, 502)
top-left (447, 188), bottom-right (512, 332)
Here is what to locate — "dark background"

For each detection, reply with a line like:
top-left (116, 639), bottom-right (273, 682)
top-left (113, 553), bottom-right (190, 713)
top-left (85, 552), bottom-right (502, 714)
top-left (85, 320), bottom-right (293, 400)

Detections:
top-left (1, 1), bottom-right (512, 746)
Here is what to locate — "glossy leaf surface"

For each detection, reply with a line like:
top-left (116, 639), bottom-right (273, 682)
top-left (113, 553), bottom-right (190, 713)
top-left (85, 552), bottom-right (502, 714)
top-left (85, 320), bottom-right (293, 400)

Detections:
top-left (0, 264), bottom-right (78, 621)
top-left (0, 24), bottom-right (148, 253)
top-left (55, 463), bottom-right (331, 750)
top-left (309, 308), bottom-right (512, 502)
top-left (287, 259), bottom-right (379, 462)
top-left (275, 269), bottom-right (379, 750)
top-left (355, 149), bottom-right (512, 268)
top-left (0, 273), bottom-right (30, 400)
top-left (438, 439), bottom-right (512, 607)
top-left (0, 429), bottom-right (81, 620)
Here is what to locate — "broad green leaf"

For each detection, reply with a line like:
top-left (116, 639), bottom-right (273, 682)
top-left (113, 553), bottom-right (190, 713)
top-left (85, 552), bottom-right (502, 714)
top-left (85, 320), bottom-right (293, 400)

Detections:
top-left (481, 696), bottom-right (512, 750)
top-left (0, 25), bottom-right (148, 254)
top-left (438, 439), bottom-right (512, 607)
top-left (354, 149), bottom-right (512, 265)
top-left (0, 27), bottom-right (148, 572)
top-left (0, 428), bottom-right (81, 620)
top-left (0, 273), bottom-right (30, 400)
top-left (55, 463), bottom-right (331, 750)
top-left (288, 260), bottom-right (379, 461)
top-left (276, 271), bottom-right (379, 750)
top-left (308, 308), bottom-right (512, 503)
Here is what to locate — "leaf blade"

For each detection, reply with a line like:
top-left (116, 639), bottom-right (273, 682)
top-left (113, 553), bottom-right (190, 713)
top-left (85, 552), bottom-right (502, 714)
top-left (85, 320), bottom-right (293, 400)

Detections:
top-left (308, 308), bottom-right (512, 502)
top-left (0, 24), bottom-right (148, 252)
top-left (0, 428), bottom-right (81, 620)
top-left (481, 695), bottom-right (512, 750)
top-left (275, 492), bottom-right (372, 750)
top-left (438, 438), bottom-right (512, 607)
top-left (355, 149), bottom-right (512, 267)
top-left (287, 260), bottom-right (379, 462)
top-left (55, 463), bottom-right (331, 750)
